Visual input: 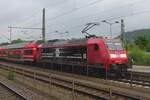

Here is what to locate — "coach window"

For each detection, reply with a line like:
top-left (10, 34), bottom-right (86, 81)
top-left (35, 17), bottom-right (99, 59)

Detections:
top-left (94, 44), bottom-right (99, 51)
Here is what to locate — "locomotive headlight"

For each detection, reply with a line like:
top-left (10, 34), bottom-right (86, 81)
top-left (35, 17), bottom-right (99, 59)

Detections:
top-left (110, 54), bottom-right (117, 58)
top-left (120, 54), bottom-right (127, 58)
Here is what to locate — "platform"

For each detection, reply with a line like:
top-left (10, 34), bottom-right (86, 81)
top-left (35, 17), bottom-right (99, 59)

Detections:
top-left (128, 65), bottom-right (150, 73)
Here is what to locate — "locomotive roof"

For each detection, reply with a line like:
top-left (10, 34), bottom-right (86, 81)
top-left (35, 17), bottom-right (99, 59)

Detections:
top-left (42, 38), bottom-right (87, 47)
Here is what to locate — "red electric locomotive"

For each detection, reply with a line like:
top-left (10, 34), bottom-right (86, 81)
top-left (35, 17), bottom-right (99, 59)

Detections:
top-left (0, 37), bottom-right (128, 78)
top-left (0, 23), bottom-right (129, 78)
top-left (38, 37), bottom-right (128, 78)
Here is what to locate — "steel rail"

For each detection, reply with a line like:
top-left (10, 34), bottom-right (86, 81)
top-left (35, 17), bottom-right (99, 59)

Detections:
top-left (0, 82), bottom-right (26, 100)
top-left (0, 62), bottom-right (149, 100)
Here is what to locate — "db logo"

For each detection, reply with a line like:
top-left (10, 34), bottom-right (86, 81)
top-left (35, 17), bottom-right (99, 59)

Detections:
top-left (55, 48), bottom-right (60, 57)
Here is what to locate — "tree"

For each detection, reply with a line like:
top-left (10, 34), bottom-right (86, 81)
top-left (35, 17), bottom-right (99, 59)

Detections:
top-left (146, 41), bottom-right (150, 52)
top-left (36, 40), bottom-right (45, 44)
top-left (0, 42), bottom-right (9, 45)
top-left (134, 36), bottom-right (149, 50)
top-left (11, 38), bottom-right (24, 44)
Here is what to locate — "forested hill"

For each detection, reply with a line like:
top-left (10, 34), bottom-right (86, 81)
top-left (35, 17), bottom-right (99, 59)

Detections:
top-left (124, 29), bottom-right (150, 41)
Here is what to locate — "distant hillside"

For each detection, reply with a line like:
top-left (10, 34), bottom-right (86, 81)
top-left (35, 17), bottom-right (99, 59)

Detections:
top-left (124, 29), bottom-right (150, 41)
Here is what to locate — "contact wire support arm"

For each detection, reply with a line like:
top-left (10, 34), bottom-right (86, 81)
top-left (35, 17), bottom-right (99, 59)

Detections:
top-left (81, 22), bottom-right (100, 38)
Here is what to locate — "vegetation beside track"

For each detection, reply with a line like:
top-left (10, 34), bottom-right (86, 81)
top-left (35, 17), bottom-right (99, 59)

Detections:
top-left (128, 47), bottom-right (150, 66)
top-left (127, 35), bottom-right (150, 66)
top-left (8, 71), bottom-right (16, 80)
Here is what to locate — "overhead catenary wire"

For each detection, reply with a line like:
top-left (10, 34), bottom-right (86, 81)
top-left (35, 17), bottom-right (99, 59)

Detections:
top-left (49, 7), bottom-right (150, 32)
top-left (28, 2), bottom-right (150, 40)
top-left (52, 7), bottom-right (150, 38)
top-left (24, 0), bottom-right (144, 28)
top-left (6, 0), bottom-right (150, 41)
top-left (15, 0), bottom-right (69, 26)
top-left (32, 0), bottom-right (105, 27)
top-left (17, 11), bottom-right (41, 26)
top-left (45, 0), bottom-right (145, 28)
top-left (0, 33), bottom-right (11, 41)
top-left (16, 0), bottom-right (146, 28)
top-left (46, 0), bottom-right (105, 20)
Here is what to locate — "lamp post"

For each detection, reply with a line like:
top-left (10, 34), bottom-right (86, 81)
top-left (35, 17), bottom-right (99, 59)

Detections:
top-left (102, 20), bottom-right (119, 38)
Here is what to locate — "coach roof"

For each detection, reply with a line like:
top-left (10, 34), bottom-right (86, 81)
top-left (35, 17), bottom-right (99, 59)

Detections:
top-left (4, 42), bottom-right (31, 49)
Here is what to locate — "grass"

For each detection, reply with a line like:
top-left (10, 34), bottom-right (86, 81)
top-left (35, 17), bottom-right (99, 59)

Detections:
top-left (7, 71), bottom-right (15, 80)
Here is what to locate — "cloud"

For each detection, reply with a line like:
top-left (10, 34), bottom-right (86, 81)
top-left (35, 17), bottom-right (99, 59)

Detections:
top-left (0, 0), bottom-right (150, 43)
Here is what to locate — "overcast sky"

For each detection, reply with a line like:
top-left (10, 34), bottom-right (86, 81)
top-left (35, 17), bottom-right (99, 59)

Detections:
top-left (0, 0), bottom-right (150, 43)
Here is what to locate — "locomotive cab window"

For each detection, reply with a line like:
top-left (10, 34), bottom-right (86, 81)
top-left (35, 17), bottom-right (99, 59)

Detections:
top-left (106, 42), bottom-right (123, 50)
top-left (94, 44), bottom-right (99, 51)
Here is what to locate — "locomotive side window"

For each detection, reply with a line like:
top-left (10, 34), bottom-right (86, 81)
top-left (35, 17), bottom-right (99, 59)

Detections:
top-left (94, 44), bottom-right (99, 51)
top-left (24, 50), bottom-right (33, 55)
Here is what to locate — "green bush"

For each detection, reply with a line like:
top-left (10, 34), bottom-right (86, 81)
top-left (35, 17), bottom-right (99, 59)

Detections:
top-left (143, 54), bottom-right (150, 65)
top-left (128, 47), bottom-right (150, 66)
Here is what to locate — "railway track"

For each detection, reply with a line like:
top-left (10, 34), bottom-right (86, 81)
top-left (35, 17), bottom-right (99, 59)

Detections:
top-left (113, 71), bottom-right (150, 88)
top-left (126, 71), bottom-right (150, 83)
top-left (0, 61), bottom-right (150, 87)
top-left (0, 61), bottom-right (149, 100)
top-left (116, 79), bottom-right (150, 87)
top-left (1, 61), bottom-right (150, 86)
top-left (0, 69), bottom-right (51, 100)
top-left (0, 82), bottom-right (25, 100)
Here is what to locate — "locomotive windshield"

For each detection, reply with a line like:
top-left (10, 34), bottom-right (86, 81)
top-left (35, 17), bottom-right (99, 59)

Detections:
top-left (106, 42), bottom-right (123, 50)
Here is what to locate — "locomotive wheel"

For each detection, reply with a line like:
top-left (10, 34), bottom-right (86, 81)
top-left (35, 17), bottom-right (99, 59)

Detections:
top-left (120, 65), bottom-right (127, 78)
